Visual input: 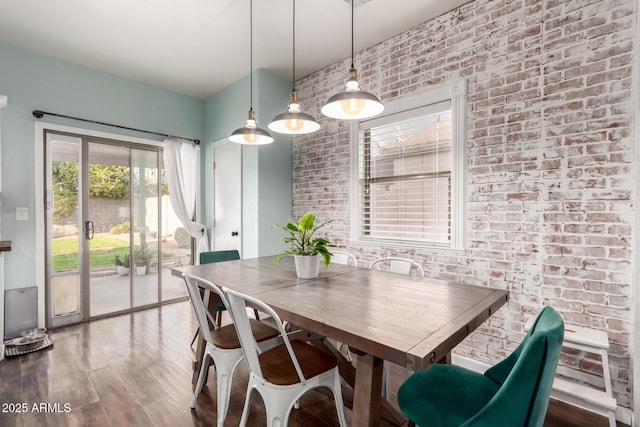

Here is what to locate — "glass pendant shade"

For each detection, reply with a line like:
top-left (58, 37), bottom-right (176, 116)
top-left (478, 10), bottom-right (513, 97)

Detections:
top-left (269, 92), bottom-right (320, 134)
top-left (229, 109), bottom-right (274, 145)
top-left (322, 67), bottom-right (384, 120)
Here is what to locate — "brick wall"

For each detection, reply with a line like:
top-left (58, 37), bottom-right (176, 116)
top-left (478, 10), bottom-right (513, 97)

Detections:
top-left (293, 0), bottom-right (636, 409)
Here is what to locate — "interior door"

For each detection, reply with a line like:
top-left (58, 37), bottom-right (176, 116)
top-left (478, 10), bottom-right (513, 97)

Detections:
top-left (213, 142), bottom-right (242, 255)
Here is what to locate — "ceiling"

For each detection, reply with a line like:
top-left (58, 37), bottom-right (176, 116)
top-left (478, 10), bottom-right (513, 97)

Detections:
top-left (0, 0), bottom-right (468, 99)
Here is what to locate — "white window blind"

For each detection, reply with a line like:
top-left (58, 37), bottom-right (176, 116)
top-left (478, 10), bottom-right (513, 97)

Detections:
top-left (357, 101), bottom-right (454, 246)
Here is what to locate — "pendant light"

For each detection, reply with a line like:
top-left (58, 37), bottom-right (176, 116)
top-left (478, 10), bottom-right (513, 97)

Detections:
top-left (229, 0), bottom-right (274, 145)
top-left (268, 0), bottom-right (320, 135)
top-left (321, 0), bottom-right (384, 120)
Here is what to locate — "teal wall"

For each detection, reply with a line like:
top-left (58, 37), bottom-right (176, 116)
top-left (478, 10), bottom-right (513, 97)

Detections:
top-left (0, 41), bottom-right (293, 297)
top-left (203, 69), bottom-right (292, 258)
top-left (254, 71), bottom-right (294, 256)
top-left (202, 71), bottom-right (250, 241)
top-left (0, 42), bottom-right (204, 291)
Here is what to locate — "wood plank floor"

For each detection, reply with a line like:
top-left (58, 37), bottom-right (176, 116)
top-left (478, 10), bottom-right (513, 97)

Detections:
top-left (0, 301), bottom-right (625, 426)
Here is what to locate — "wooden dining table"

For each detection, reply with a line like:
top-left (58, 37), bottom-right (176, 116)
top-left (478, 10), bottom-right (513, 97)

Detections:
top-left (173, 256), bottom-right (508, 427)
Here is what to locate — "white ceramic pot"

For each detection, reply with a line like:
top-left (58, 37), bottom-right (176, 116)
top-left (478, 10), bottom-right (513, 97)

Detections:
top-left (294, 255), bottom-right (321, 279)
top-left (136, 265), bottom-right (147, 276)
top-left (116, 266), bottom-right (130, 276)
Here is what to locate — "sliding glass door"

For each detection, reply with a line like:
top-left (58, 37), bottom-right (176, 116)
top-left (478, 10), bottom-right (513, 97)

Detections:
top-left (47, 134), bottom-right (83, 327)
top-left (45, 131), bottom-right (190, 327)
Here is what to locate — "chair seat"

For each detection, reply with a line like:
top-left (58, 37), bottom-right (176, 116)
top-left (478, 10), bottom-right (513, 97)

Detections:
top-left (259, 339), bottom-right (338, 386)
top-left (398, 364), bottom-right (500, 427)
top-left (212, 319), bottom-right (278, 350)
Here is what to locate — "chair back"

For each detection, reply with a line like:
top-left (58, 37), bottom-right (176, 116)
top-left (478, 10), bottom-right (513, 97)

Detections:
top-left (477, 306), bottom-right (564, 427)
top-left (223, 287), bottom-right (306, 384)
top-left (200, 250), bottom-right (240, 265)
top-left (332, 250), bottom-right (358, 266)
top-left (370, 257), bottom-right (424, 279)
top-left (183, 273), bottom-right (230, 344)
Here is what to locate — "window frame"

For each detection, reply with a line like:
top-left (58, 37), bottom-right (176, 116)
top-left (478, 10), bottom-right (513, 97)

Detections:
top-left (349, 79), bottom-right (467, 251)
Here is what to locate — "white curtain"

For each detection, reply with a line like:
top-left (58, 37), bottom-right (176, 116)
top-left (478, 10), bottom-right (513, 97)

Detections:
top-left (163, 137), bottom-right (209, 256)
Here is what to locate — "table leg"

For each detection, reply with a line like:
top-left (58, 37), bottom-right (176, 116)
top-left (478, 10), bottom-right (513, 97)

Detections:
top-left (313, 339), bottom-right (406, 426)
top-left (353, 352), bottom-right (384, 427)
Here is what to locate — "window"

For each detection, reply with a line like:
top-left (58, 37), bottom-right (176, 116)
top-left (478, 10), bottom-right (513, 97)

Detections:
top-left (351, 81), bottom-right (466, 250)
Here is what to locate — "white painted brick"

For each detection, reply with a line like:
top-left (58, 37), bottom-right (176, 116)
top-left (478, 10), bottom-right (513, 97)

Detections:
top-left (293, 0), bottom-right (634, 410)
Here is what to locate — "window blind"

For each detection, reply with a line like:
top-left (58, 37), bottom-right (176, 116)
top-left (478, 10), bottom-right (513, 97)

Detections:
top-left (358, 101), bottom-right (453, 245)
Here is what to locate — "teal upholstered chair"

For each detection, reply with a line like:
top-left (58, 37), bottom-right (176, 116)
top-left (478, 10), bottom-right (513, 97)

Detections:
top-left (398, 306), bottom-right (564, 427)
top-left (200, 249), bottom-right (241, 265)
top-left (199, 250), bottom-right (241, 324)
top-left (189, 250), bottom-right (243, 347)
top-left (198, 250), bottom-right (260, 323)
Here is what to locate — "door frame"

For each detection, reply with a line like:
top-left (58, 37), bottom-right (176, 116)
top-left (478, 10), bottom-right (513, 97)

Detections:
top-left (35, 122), bottom-right (164, 328)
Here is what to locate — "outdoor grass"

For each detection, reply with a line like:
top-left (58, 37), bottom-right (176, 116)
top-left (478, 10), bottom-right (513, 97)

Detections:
top-left (52, 236), bottom-right (172, 271)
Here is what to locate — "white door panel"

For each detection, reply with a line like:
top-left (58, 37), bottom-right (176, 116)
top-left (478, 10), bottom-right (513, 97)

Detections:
top-left (213, 142), bottom-right (242, 255)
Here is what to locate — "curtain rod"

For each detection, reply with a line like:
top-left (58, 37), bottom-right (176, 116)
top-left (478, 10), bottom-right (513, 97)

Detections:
top-left (32, 110), bottom-right (200, 145)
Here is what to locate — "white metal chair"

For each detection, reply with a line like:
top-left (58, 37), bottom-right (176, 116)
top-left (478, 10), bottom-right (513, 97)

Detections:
top-left (369, 257), bottom-right (425, 399)
top-left (183, 273), bottom-right (279, 427)
top-left (223, 287), bottom-right (348, 427)
top-left (369, 256), bottom-right (425, 279)
top-left (331, 250), bottom-right (358, 266)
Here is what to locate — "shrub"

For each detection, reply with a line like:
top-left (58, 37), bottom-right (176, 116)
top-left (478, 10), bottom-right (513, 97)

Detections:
top-left (174, 227), bottom-right (191, 248)
top-left (110, 221), bottom-right (130, 235)
top-left (114, 254), bottom-right (130, 268)
top-left (134, 245), bottom-right (155, 267)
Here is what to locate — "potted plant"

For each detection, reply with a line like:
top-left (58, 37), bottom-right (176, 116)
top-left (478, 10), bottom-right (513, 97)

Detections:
top-left (273, 212), bottom-right (336, 279)
top-left (134, 245), bottom-right (153, 276)
top-left (114, 254), bottom-right (130, 276)
top-left (148, 259), bottom-right (158, 274)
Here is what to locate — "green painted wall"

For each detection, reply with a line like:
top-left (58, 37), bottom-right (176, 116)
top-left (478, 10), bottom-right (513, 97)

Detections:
top-left (0, 41), bottom-right (293, 331)
top-left (0, 42), bottom-right (204, 291)
top-left (254, 70), bottom-right (294, 257)
top-left (203, 69), bottom-right (292, 258)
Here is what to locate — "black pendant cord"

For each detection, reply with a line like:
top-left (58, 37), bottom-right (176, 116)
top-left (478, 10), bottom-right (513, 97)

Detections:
top-left (32, 110), bottom-right (200, 145)
top-left (249, 0), bottom-right (254, 112)
top-left (350, 0), bottom-right (355, 69)
top-left (291, 0), bottom-right (296, 93)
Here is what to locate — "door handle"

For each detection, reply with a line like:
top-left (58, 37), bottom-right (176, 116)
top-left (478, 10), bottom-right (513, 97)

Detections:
top-left (45, 190), bottom-right (53, 209)
top-left (85, 221), bottom-right (94, 240)
top-left (231, 231), bottom-right (239, 237)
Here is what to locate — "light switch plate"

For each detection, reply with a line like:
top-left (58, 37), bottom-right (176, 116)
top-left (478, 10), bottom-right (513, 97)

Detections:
top-left (16, 207), bottom-right (28, 221)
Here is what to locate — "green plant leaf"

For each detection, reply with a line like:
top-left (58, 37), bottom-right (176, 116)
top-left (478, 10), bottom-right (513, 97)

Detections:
top-left (272, 212), bottom-right (335, 265)
top-left (285, 222), bottom-right (299, 233)
top-left (273, 250), bottom-right (296, 264)
top-left (299, 212), bottom-right (315, 231)
top-left (316, 246), bottom-right (333, 267)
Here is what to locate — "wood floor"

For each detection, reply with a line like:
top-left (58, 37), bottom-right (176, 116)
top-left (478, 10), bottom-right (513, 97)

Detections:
top-left (0, 301), bottom-right (623, 426)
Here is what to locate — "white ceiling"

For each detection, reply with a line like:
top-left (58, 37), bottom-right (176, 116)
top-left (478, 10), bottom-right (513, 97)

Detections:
top-left (0, 0), bottom-right (468, 99)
